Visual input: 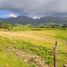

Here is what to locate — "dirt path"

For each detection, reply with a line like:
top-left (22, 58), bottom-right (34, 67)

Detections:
top-left (8, 47), bottom-right (48, 67)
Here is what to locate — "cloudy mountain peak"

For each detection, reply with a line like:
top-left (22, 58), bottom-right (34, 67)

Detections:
top-left (5, 13), bottom-right (18, 18)
top-left (33, 17), bottom-right (40, 19)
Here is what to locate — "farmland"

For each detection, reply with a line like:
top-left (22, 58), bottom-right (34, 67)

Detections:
top-left (0, 28), bottom-right (67, 67)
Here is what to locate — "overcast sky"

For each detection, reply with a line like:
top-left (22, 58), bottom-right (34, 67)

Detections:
top-left (0, 0), bottom-right (67, 17)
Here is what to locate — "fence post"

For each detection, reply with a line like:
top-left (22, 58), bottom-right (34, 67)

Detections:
top-left (54, 41), bottom-right (58, 67)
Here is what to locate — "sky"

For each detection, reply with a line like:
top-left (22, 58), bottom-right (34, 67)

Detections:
top-left (0, 0), bottom-right (67, 18)
top-left (0, 10), bottom-right (20, 18)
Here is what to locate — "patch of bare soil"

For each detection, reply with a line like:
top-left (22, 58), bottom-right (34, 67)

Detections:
top-left (8, 47), bottom-right (48, 67)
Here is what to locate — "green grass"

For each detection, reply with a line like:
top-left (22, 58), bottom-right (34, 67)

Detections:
top-left (0, 28), bottom-right (67, 67)
top-left (0, 36), bottom-right (36, 67)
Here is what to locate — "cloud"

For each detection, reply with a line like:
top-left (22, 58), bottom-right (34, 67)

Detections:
top-left (0, 0), bottom-right (67, 17)
top-left (33, 16), bottom-right (40, 19)
top-left (5, 13), bottom-right (18, 18)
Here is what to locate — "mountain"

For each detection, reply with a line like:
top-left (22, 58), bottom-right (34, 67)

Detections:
top-left (0, 14), bottom-right (67, 26)
top-left (0, 16), bottom-right (35, 25)
top-left (35, 13), bottom-right (67, 25)
top-left (38, 16), bottom-right (67, 25)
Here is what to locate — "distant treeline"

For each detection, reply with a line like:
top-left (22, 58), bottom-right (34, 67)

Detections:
top-left (38, 24), bottom-right (67, 29)
top-left (0, 22), bottom-right (67, 30)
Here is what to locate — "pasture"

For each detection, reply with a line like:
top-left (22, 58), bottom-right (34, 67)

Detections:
top-left (0, 28), bottom-right (67, 67)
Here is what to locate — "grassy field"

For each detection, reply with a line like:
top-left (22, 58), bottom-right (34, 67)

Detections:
top-left (0, 28), bottom-right (67, 67)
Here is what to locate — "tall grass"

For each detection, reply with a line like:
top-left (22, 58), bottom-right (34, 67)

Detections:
top-left (0, 28), bottom-right (67, 67)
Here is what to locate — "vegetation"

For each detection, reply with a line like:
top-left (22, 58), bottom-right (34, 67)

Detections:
top-left (0, 23), bottom-right (67, 67)
top-left (0, 22), bottom-right (67, 31)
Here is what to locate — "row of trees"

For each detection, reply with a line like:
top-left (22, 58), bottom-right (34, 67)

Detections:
top-left (0, 22), bottom-right (67, 30)
top-left (0, 23), bottom-right (15, 30)
top-left (39, 24), bottom-right (67, 30)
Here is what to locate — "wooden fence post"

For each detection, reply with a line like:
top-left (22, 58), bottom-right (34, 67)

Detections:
top-left (54, 41), bottom-right (58, 67)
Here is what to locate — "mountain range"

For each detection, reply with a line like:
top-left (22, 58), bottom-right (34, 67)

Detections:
top-left (0, 13), bottom-right (67, 26)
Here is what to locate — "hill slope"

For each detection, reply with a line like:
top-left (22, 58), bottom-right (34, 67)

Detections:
top-left (0, 15), bottom-right (67, 26)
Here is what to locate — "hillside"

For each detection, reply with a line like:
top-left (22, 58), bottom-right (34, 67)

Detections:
top-left (0, 15), bottom-right (67, 26)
